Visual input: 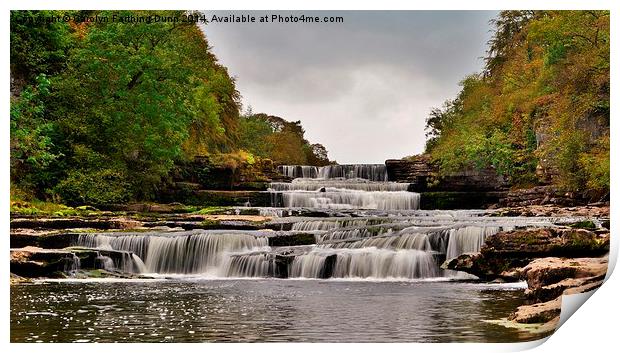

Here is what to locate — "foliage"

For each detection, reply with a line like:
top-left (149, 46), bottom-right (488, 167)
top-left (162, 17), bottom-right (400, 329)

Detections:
top-left (238, 113), bottom-right (331, 166)
top-left (425, 11), bottom-right (609, 194)
top-left (10, 10), bottom-right (330, 206)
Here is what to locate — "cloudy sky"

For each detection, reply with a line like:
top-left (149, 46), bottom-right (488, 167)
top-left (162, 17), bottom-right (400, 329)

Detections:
top-left (202, 11), bottom-right (497, 163)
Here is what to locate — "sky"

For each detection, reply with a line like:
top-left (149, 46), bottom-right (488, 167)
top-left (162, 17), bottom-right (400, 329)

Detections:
top-left (201, 11), bottom-right (497, 163)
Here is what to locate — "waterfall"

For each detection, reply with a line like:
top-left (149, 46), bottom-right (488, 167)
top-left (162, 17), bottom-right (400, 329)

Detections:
top-left (323, 232), bottom-right (432, 251)
top-left (279, 164), bottom-right (388, 181)
top-left (317, 164), bottom-right (388, 181)
top-left (276, 190), bottom-right (420, 210)
top-left (63, 253), bottom-right (81, 273)
top-left (76, 231), bottom-right (268, 274)
top-left (95, 253), bottom-right (115, 271)
top-left (73, 218), bottom-right (513, 280)
top-left (219, 253), bottom-right (277, 277)
top-left (445, 226), bottom-right (500, 260)
top-left (289, 248), bottom-right (439, 279)
top-left (269, 180), bottom-right (409, 192)
top-left (271, 163), bottom-right (417, 210)
top-left (279, 165), bottom-right (319, 179)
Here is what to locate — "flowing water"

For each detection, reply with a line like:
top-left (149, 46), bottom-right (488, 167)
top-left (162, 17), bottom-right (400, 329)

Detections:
top-left (11, 163), bottom-right (565, 342)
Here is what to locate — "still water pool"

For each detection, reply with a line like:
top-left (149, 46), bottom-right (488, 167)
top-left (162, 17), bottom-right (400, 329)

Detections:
top-left (11, 278), bottom-right (547, 342)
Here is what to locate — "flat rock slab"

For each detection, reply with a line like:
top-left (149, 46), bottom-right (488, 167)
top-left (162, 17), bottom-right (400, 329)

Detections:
top-left (520, 256), bottom-right (608, 290)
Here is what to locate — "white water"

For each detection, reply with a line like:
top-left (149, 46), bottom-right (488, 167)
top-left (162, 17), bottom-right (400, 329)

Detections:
top-left (74, 220), bottom-right (507, 280)
top-left (271, 163), bottom-right (418, 210)
top-left (278, 190), bottom-right (420, 210)
top-left (279, 164), bottom-right (388, 181)
top-left (70, 163), bottom-right (556, 281)
top-left (77, 231), bottom-right (268, 274)
top-left (289, 248), bottom-right (439, 279)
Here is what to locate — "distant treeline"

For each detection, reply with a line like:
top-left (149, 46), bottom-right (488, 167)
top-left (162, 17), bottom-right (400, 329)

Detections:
top-left (424, 11), bottom-right (609, 197)
top-left (10, 10), bottom-right (331, 205)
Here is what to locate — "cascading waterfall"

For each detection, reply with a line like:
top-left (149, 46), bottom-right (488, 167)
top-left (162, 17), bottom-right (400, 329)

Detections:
top-left (74, 208), bottom-right (518, 280)
top-left (289, 248), bottom-right (439, 279)
top-left (317, 164), bottom-right (388, 181)
top-left (445, 226), bottom-right (502, 260)
top-left (269, 180), bottom-right (409, 192)
top-left (76, 231), bottom-right (268, 274)
top-left (63, 253), bottom-right (81, 273)
top-left (279, 165), bottom-right (319, 179)
top-left (220, 252), bottom-right (277, 278)
top-left (280, 164), bottom-right (389, 181)
top-left (271, 163), bottom-right (418, 210)
top-left (278, 190), bottom-right (420, 210)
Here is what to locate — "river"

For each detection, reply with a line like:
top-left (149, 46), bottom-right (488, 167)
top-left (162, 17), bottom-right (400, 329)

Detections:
top-left (11, 164), bottom-right (563, 342)
top-left (11, 278), bottom-right (548, 342)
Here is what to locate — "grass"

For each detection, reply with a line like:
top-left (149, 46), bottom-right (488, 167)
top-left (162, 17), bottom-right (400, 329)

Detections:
top-left (192, 206), bottom-right (232, 215)
top-left (10, 198), bottom-right (95, 217)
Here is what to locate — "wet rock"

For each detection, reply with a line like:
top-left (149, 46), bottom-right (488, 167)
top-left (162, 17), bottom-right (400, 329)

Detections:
top-left (10, 247), bottom-right (81, 278)
top-left (10, 273), bottom-right (33, 285)
top-left (10, 246), bottom-right (142, 278)
top-left (508, 297), bottom-right (562, 324)
top-left (442, 253), bottom-right (526, 281)
top-left (507, 256), bottom-right (607, 327)
top-left (268, 233), bottom-right (316, 247)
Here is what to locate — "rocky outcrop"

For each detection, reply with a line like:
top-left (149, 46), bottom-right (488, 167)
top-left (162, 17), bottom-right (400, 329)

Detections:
top-left (443, 225), bottom-right (609, 333)
top-left (10, 246), bottom-right (146, 278)
top-left (487, 204), bottom-right (610, 219)
top-left (420, 191), bottom-right (507, 210)
top-left (10, 217), bottom-right (141, 231)
top-left (443, 228), bottom-right (609, 280)
top-left (385, 155), bottom-right (509, 192)
top-left (499, 186), bottom-right (594, 207)
top-left (507, 256), bottom-right (607, 330)
top-left (519, 257), bottom-right (607, 302)
top-left (482, 228), bottom-right (609, 258)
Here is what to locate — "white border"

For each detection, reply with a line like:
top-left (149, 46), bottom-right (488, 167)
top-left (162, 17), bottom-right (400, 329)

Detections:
top-left (2, 1), bottom-right (617, 352)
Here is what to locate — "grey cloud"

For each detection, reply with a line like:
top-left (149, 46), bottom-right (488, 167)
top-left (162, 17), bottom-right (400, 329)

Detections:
top-left (202, 10), bottom-right (497, 163)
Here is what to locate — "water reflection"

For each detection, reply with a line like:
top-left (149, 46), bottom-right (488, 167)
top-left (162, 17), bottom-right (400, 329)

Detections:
top-left (11, 279), bottom-right (550, 343)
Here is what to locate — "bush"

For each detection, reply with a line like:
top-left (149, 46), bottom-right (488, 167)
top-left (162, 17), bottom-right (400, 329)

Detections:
top-left (55, 169), bottom-right (131, 206)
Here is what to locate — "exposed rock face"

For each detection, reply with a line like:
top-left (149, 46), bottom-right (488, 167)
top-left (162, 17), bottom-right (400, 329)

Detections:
top-left (10, 217), bottom-right (140, 230)
top-left (499, 186), bottom-right (593, 207)
top-left (508, 297), bottom-right (562, 324)
top-left (385, 155), bottom-right (509, 192)
top-left (487, 204), bottom-right (610, 219)
top-left (10, 246), bottom-right (144, 278)
top-left (482, 228), bottom-right (610, 258)
top-left (10, 247), bottom-right (82, 278)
